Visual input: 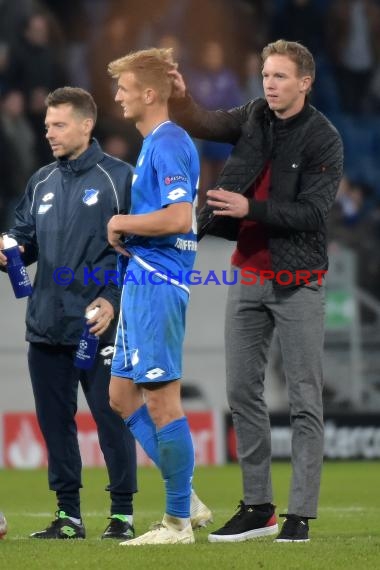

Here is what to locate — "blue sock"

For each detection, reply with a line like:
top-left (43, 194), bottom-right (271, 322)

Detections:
top-left (157, 417), bottom-right (194, 518)
top-left (125, 404), bottom-right (159, 465)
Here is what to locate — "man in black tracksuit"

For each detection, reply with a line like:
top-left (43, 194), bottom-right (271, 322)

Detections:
top-left (169, 40), bottom-right (343, 542)
top-left (0, 87), bottom-right (137, 539)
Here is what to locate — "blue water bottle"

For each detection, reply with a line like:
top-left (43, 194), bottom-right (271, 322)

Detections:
top-left (1, 233), bottom-right (33, 298)
top-left (74, 307), bottom-right (100, 370)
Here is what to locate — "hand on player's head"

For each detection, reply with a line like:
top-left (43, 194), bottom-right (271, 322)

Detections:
top-left (168, 68), bottom-right (187, 99)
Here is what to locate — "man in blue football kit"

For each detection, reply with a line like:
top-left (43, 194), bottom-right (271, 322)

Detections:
top-left (107, 48), bottom-right (210, 545)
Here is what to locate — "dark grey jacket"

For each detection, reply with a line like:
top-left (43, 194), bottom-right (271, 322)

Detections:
top-left (170, 96), bottom-right (344, 280)
top-left (8, 139), bottom-right (132, 344)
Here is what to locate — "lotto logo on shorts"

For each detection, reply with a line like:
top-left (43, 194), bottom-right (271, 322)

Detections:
top-left (145, 368), bottom-right (166, 380)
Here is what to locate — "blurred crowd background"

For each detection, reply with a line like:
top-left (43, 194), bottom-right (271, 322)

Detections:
top-left (0, 2), bottom-right (379, 327)
top-left (1, 0), bottom-right (380, 306)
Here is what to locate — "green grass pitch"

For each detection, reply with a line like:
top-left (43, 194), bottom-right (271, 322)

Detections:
top-left (0, 462), bottom-right (379, 569)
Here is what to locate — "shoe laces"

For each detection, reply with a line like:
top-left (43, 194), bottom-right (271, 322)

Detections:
top-left (56, 510), bottom-right (70, 520)
top-left (153, 523), bottom-right (166, 531)
top-left (45, 511), bottom-right (68, 530)
top-left (107, 517), bottom-right (126, 529)
top-left (143, 523), bottom-right (167, 537)
top-left (53, 510), bottom-right (81, 527)
top-left (49, 518), bottom-right (62, 530)
top-left (280, 514), bottom-right (308, 533)
top-left (149, 520), bottom-right (163, 531)
top-left (222, 501), bottom-right (249, 529)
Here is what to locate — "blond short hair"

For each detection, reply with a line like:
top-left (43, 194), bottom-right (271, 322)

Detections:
top-left (108, 48), bottom-right (175, 101)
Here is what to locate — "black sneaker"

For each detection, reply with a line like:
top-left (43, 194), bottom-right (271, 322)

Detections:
top-left (30, 511), bottom-right (85, 539)
top-left (208, 501), bottom-right (278, 543)
top-left (101, 515), bottom-right (135, 540)
top-left (275, 514), bottom-right (310, 542)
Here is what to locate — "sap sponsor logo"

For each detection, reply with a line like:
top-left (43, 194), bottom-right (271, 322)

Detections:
top-left (42, 192), bottom-right (54, 202)
top-left (82, 189), bottom-right (99, 206)
top-left (37, 204), bottom-right (52, 214)
top-left (164, 175), bottom-right (188, 185)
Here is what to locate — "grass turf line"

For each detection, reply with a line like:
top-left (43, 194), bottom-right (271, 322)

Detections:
top-left (0, 462), bottom-right (379, 569)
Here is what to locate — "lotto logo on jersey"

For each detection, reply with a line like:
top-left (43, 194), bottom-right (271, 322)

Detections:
top-left (167, 188), bottom-right (187, 201)
top-left (164, 175), bottom-right (188, 185)
top-left (42, 192), bottom-right (54, 202)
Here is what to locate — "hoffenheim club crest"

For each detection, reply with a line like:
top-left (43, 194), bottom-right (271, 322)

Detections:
top-left (82, 189), bottom-right (99, 206)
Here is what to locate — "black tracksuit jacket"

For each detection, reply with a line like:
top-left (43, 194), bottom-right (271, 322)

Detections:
top-left (8, 139), bottom-right (132, 344)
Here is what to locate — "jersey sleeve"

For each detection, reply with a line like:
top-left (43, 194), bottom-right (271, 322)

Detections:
top-left (151, 133), bottom-right (195, 207)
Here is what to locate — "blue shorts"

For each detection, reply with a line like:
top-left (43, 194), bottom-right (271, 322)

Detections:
top-left (111, 263), bottom-right (189, 383)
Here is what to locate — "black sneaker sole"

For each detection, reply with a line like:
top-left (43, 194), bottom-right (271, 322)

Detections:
top-left (208, 523), bottom-right (278, 543)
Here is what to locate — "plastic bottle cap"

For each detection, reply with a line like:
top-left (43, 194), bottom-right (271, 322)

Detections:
top-left (85, 306), bottom-right (100, 320)
top-left (2, 234), bottom-right (18, 249)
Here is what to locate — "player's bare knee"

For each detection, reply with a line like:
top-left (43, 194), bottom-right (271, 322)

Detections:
top-left (145, 396), bottom-right (183, 428)
top-left (145, 398), bottom-right (162, 426)
top-left (145, 396), bottom-right (174, 427)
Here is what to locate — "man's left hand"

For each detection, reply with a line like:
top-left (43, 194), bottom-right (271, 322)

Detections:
top-left (85, 297), bottom-right (114, 336)
top-left (207, 188), bottom-right (249, 218)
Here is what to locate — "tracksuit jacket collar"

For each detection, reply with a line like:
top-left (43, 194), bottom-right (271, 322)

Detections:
top-left (57, 138), bottom-right (103, 174)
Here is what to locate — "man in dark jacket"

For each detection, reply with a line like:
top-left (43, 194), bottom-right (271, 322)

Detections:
top-left (0, 87), bottom-right (137, 540)
top-left (169, 40), bottom-right (343, 542)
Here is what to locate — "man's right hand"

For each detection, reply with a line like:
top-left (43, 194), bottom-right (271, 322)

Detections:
top-left (0, 237), bottom-right (6, 266)
top-left (169, 68), bottom-right (187, 99)
top-left (0, 237), bottom-right (25, 266)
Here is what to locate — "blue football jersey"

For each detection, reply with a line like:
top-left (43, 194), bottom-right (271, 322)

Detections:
top-left (125, 121), bottom-right (199, 281)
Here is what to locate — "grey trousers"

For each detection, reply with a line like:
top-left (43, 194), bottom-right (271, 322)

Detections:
top-left (225, 268), bottom-right (325, 518)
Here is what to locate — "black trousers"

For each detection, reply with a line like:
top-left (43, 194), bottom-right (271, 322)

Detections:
top-left (28, 342), bottom-right (137, 519)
